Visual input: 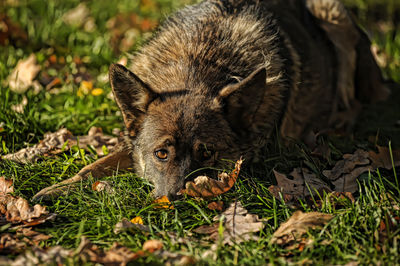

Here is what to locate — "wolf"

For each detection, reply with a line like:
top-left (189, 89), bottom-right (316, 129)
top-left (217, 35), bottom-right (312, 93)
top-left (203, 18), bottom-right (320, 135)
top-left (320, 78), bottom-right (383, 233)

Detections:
top-left (33, 0), bottom-right (388, 201)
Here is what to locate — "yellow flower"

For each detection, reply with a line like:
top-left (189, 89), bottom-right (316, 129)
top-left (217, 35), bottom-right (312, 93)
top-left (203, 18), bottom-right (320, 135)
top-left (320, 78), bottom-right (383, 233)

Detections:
top-left (91, 88), bottom-right (104, 96)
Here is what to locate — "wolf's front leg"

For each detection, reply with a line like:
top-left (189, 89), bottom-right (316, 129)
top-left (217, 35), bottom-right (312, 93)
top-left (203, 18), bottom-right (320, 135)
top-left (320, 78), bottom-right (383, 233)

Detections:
top-left (32, 146), bottom-right (133, 201)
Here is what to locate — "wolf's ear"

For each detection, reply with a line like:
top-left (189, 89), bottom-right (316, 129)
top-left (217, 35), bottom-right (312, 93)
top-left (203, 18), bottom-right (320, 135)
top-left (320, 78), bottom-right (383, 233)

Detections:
top-left (109, 64), bottom-right (158, 137)
top-left (215, 67), bottom-right (267, 136)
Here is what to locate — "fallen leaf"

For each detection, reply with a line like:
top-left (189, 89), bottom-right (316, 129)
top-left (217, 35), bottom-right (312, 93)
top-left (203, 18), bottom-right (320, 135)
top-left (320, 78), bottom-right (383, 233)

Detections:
top-left (130, 216), bottom-right (143, 225)
top-left (270, 211), bottom-right (333, 249)
top-left (194, 201), bottom-right (264, 245)
top-left (2, 236), bottom-right (142, 265)
top-left (77, 238), bottom-right (142, 265)
top-left (0, 227), bottom-right (52, 254)
top-left (0, 176), bottom-right (13, 194)
top-left (179, 158), bottom-right (243, 198)
top-left (92, 181), bottom-right (114, 193)
top-left (0, 194), bottom-right (48, 224)
top-left (0, 177), bottom-right (56, 227)
top-left (143, 239), bottom-right (163, 253)
top-left (323, 149), bottom-right (372, 193)
top-left (153, 195), bottom-right (174, 209)
top-left (269, 168), bottom-right (331, 203)
top-left (1, 127), bottom-right (119, 163)
top-left (114, 218), bottom-right (151, 234)
top-left (207, 201), bottom-right (224, 211)
top-left (369, 146), bottom-right (400, 170)
top-left (7, 54), bottom-right (41, 94)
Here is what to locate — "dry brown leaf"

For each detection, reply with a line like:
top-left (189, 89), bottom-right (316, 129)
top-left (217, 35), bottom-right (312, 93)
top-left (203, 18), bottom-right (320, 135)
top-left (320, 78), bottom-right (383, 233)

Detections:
top-left (7, 54), bottom-right (41, 94)
top-left (207, 201), bottom-right (224, 211)
top-left (0, 227), bottom-right (51, 254)
top-left (269, 168), bottom-right (331, 203)
top-left (369, 146), bottom-right (400, 170)
top-left (92, 180), bottom-right (114, 193)
top-left (0, 177), bottom-right (56, 229)
top-left (3, 237), bottom-right (142, 266)
top-left (143, 239), bottom-right (163, 253)
top-left (270, 211), bottom-right (333, 249)
top-left (1, 127), bottom-right (119, 163)
top-left (114, 218), bottom-right (151, 234)
top-left (323, 149), bottom-right (372, 193)
top-left (194, 201), bottom-right (264, 245)
top-left (179, 158), bottom-right (243, 198)
top-left (0, 177), bottom-right (13, 194)
top-left (0, 193), bottom-right (52, 225)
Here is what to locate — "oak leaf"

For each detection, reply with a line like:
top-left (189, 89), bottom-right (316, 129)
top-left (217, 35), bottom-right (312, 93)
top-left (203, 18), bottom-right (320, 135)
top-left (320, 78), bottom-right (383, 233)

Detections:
top-left (179, 158), bottom-right (243, 198)
top-left (323, 149), bottom-right (372, 193)
top-left (368, 146), bottom-right (400, 170)
top-left (269, 168), bottom-right (331, 203)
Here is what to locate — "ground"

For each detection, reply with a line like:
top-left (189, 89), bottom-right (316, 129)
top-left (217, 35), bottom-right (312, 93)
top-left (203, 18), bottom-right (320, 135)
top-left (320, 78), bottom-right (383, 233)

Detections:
top-left (0, 0), bottom-right (399, 265)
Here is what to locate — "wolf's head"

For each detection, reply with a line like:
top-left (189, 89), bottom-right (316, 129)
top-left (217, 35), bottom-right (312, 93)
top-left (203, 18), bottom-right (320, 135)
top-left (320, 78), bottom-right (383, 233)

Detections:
top-left (109, 63), bottom-right (269, 198)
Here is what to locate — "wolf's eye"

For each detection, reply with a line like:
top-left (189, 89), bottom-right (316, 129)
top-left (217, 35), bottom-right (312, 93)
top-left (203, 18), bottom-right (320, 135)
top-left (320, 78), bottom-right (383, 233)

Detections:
top-left (155, 149), bottom-right (168, 161)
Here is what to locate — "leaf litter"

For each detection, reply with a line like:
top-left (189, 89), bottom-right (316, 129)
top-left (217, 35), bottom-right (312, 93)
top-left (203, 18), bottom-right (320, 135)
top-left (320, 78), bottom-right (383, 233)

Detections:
top-left (269, 147), bottom-right (400, 203)
top-left (1, 127), bottom-right (119, 163)
top-left (0, 177), bottom-right (54, 256)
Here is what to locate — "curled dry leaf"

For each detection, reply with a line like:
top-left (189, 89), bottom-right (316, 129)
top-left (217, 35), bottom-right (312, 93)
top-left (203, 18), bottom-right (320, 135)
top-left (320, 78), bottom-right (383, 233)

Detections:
top-left (152, 195), bottom-right (174, 209)
top-left (0, 177), bottom-right (56, 227)
top-left (2, 127), bottom-right (119, 163)
top-left (270, 211), bottom-right (333, 250)
top-left (179, 158), bottom-right (243, 198)
top-left (0, 194), bottom-right (50, 225)
top-left (194, 201), bottom-right (264, 245)
top-left (7, 54), bottom-right (41, 94)
top-left (369, 146), bottom-right (400, 170)
top-left (269, 168), bottom-right (331, 203)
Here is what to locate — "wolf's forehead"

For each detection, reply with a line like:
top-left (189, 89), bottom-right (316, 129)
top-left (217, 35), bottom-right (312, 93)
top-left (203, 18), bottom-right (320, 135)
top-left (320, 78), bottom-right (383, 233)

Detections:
top-left (147, 95), bottom-right (218, 135)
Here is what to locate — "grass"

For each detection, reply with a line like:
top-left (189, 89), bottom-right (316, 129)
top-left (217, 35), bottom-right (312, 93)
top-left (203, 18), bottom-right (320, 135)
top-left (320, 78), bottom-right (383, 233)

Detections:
top-left (1, 0), bottom-right (400, 264)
